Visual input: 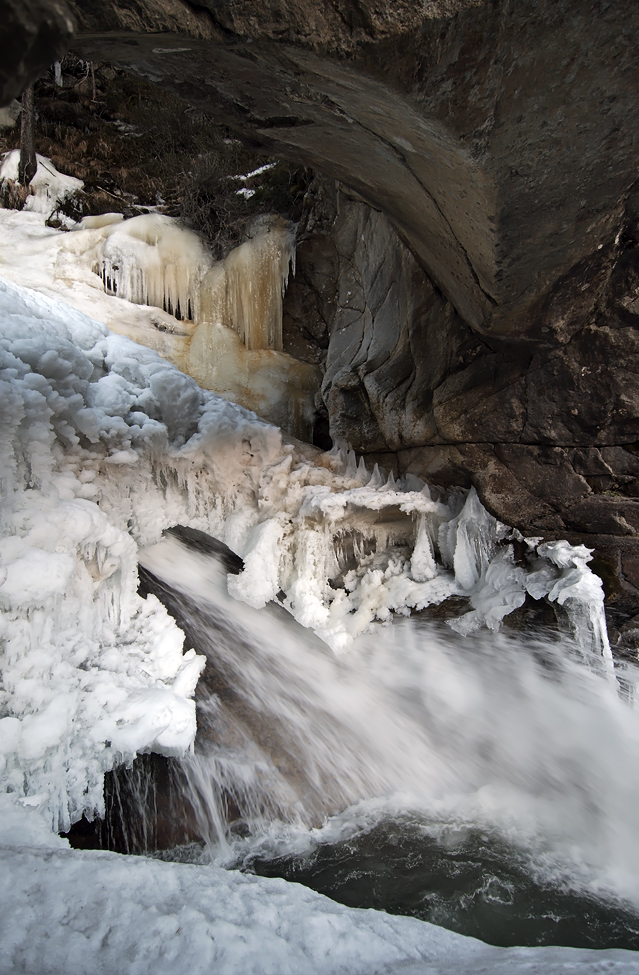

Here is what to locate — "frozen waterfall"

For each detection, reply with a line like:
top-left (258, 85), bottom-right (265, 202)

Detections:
top-left (92, 212), bottom-right (295, 352)
top-left (1, 268), bottom-right (639, 971)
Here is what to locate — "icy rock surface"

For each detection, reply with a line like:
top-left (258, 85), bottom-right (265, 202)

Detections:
top-left (0, 274), bottom-right (610, 830)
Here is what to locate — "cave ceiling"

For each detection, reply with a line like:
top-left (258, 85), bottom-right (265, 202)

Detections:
top-left (51, 0), bottom-right (639, 340)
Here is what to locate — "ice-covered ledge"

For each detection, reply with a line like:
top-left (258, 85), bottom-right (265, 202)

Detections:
top-left (0, 152), bottom-right (320, 441)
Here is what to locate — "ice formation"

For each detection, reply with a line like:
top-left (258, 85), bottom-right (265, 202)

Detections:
top-left (200, 216), bottom-right (295, 351)
top-left (92, 212), bottom-right (295, 351)
top-left (0, 270), bottom-right (612, 833)
top-left (0, 194), bottom-right (319, 440)
top-left (0, 279), bottom-right (206, 830)
top-left (0, 150), bottom-right (83, 215)
top-left (95, 213), bottom-right (209, 323)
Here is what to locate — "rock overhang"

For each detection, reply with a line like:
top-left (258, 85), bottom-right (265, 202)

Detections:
top-left (62, 0), bottom-right (639, 342)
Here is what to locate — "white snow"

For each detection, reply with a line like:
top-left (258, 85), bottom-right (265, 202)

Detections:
top-left (0, 150), bottom-right (83, 214)
top-left (231, 163), bottom-right (278, 181)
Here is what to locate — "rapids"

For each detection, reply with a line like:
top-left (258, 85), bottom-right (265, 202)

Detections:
top-left (136, 531), bottom-right (639, 948)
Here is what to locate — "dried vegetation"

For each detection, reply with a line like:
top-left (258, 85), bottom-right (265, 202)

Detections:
top-left (0, 57), bottom-right (312, 258)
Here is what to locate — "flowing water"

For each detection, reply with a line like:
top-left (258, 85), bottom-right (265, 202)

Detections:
top-left (130, 531), bottom-right (639, 949)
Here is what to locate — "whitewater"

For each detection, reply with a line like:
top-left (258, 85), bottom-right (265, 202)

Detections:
top-left (0, 183), bottom-right (639, 972)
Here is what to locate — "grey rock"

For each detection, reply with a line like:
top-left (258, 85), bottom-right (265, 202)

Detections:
top-left (0, 0), bottom-right (75, 106)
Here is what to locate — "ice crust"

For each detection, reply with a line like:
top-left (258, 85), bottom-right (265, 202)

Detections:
top-left (0, 794), bottom-right (637, 975)
top-left (0, 272), bottom-right (611, 831)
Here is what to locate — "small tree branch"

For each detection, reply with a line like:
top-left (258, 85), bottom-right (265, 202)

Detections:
top-left (18, 85), bottom-right (37, 187)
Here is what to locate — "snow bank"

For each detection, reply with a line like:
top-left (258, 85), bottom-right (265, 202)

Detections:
top-left (0, 795), bottom-right (636, 975)
top-left (0, 150), bottom-right (83, 214)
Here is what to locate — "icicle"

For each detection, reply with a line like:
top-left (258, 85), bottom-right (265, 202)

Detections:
top-left (199, 217), bottom-right (296, 351)
top-left (410, 514), bottom-right (437, 582)
top-left (367, 464), bottom-right (384, 489)
top-left (91, 213), bottom-right (296, 354)
top-left (96, 214), bottom-right (207, 324)
top-left (538, 540), bottom-right (614, 664)
top-left (356, 455), bottom-right (368, 485)
top-left (344, 446), bottom-right (358, 480)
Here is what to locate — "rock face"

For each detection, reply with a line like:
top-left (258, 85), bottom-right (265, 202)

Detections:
top-left (290, 183), bottom-right (639, 610)
top-left (68, 1), bottom-right (639, 336)
top-left (0, 0), bottom-right (75, 106)
top-left (9, 0), bottom-right (639, 608)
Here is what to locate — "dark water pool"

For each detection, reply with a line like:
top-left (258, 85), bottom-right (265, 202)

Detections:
top-left (242, 815), bottom-right (639, 950)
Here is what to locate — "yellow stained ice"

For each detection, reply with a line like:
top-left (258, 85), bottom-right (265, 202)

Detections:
top-left (0, 209), bottom-right (320, 441)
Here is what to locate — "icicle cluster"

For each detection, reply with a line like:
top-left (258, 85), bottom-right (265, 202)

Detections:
top-left (95, 214), bottom-right (208, 322)
top-left (91, 213), bottom-right (295, 351)
top-left (200, 217), bottom-right (295, 351)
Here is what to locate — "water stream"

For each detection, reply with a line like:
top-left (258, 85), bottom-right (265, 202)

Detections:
top-left (133, 532), bottom-right (639, 949)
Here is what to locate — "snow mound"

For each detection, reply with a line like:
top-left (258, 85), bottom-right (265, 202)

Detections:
top-left (0, 150), bottom-right (83, 214)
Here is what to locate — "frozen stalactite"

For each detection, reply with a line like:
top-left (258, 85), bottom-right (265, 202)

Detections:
top-left (95, 214), bottom-right (208, 325)
top-left (199, 217), bottom-right (296, 352)
top-left (91, 213), bottom-right (296, 352)
top-left (535, 540), bottom-right (613, 664)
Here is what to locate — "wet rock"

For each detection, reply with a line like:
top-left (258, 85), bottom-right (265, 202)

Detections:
top-left (63, 753), bottom-right (201, 854)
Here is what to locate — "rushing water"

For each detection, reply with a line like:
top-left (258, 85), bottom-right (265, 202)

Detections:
top-left (130, 531), bottom-right (639, 949)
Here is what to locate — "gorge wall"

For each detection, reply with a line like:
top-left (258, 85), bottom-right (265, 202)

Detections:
top-left (4, 0), bottom-right (639, 614)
